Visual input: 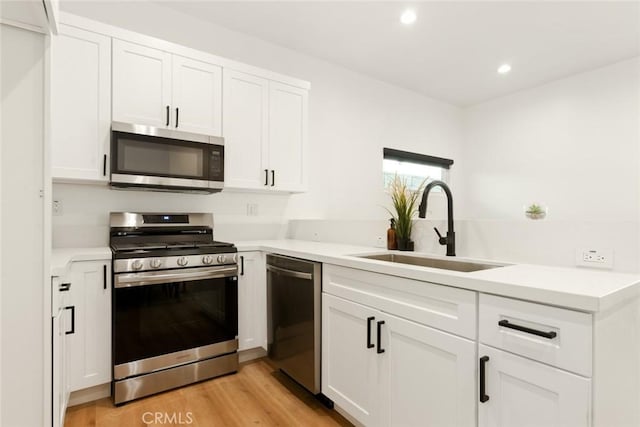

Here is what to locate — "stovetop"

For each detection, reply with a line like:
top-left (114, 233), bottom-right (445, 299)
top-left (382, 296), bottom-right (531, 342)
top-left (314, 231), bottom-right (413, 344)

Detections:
top-left (111, 240), bottom-right (236, 260)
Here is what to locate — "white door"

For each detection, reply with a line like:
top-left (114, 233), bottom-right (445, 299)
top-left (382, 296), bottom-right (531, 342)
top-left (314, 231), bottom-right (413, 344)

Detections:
top-left (478, 344), bottom-right (591, 427)
top-left (322, 294), bottom-right (381, 426)
top-left (172, 55), bottom-right (222, 135)
top-left (222, 69), bottom-right (269, 190)
top-left (50, 25), bottom-right (111, 182)
top-left (381, 313), bottom-right (477, 427)
top-left (238, 252), bottom-right (267, 351)
top-left (112, 39), bottom-right (172, 127)
top-left (267, 81), bottom-right (308, 192)
top-left (66, 261), bottom-right (112, 391)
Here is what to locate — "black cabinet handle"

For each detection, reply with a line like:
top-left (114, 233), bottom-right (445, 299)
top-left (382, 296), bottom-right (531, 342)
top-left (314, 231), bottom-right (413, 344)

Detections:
top-left (175, 107), bottom-right (179, 128)
top-left (479, 356), bottom-right (489, 402)
top-left (498, 319), bottom-right (557, 339)
top-left (366, 316), bottom-right (375, 349)
top-left (65, 306), bottom-right (75, 335)
top-left (59, 282), bottom-right (71, 292)
top-left (264, 169), bottom-right (269, 186)
top-left (103, 154), bottom-right (107, 176)
top-left (103, 265), bottom-right (107, 290)
top-left (166, 105), bottom-right (170, 126)
top-left (271, 170), bottom-right (275, 187)
top-left (376, 320), bottom-right (385, 354)
top-left (240, 256), bottom-right (245, 276)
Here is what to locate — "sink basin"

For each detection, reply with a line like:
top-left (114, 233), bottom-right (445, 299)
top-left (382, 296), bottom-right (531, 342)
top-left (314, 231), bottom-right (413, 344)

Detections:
top-left (355, 253), bottom-right (504, 273)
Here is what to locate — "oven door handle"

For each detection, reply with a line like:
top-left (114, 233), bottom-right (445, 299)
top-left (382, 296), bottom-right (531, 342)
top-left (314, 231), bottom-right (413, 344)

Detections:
top-left (114, 266), bottom-right (238, 288)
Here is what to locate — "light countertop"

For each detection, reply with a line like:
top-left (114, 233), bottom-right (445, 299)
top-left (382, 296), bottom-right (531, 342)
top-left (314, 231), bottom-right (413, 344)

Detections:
top-left (51, 247), bottom-right (112, 277)
top-left (237, 240), bottom-right (640, 313)
top-left (52, 240), bottom-right (640, 312)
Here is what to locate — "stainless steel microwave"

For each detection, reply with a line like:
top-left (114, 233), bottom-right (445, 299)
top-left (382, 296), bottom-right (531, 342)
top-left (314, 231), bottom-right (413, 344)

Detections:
top-left (110, 122), bottom-right (224, 194)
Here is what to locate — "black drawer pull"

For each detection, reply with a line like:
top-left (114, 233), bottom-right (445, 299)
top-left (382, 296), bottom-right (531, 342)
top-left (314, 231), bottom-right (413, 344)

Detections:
top-left (498, 319), bottom-right (557, 339)
top-left (103, 264), bottom-right (107, 290)
top-left (271, 170), bottom-right (275, 187)
top-left (264, 169), bottom-right (269, 186)
top-left (103, 154), bottom-right (107, 176)
top-left (166, 105), bottom-right (170, 126)
top-left (479, 356), bottom-right (489, 403)
top-left (59, 282), bottom-right (71, 292)
top-left (366, 316), bottom-right (375, 349)
top-left (376, 320), bottom-right (385, 354)
top-left (175, 107), bottom-right (179, 128)
top-left (65, 305), bottom-right (75, 335)
top-left (240, 256), bottom-right (245, 276)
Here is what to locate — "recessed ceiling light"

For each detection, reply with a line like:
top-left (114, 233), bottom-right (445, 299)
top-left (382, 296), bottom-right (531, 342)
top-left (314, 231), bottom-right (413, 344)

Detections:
top-left (497, 64), bottom-right (512, 74)
top-left (400, 9), bottom-right (417, 25)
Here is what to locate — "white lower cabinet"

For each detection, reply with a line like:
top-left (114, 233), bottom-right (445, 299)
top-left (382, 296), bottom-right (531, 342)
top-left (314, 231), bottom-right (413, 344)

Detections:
top-left (322, 294), bottom-right (380, 425)
top-left (52, 277), bottom-right (70, 427)
top-left (322, 293), bottom-right (476, 427)
top-left (478, 344), bottom-right (591, 427)
top-left (238, 252), bottom-right (267, 351)
top-left (66, 260), bottom-right (112, 392)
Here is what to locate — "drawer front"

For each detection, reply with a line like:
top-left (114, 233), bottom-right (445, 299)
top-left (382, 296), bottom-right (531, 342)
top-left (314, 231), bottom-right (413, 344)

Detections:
top-left (479, 294), bottom-right (592, 377)
top-left (323, 264), bottom-right (477, 339)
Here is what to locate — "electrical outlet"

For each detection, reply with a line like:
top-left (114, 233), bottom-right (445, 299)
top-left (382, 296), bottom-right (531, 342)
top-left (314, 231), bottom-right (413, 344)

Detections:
top-left (52, 200), bottom-right (63, 216)
top-left (575, 248), bottom-right (613, 269)
top-left (312, 232), bottom-right (320, 242)
top-left (246, 203), bottom-right (259, 216)
top-left (375, 236), bottom-right (385, 248)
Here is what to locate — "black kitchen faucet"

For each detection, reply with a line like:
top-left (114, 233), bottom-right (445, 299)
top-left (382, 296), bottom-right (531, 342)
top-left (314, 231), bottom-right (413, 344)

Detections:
top-left (418, 180), bottom-right (456, 256)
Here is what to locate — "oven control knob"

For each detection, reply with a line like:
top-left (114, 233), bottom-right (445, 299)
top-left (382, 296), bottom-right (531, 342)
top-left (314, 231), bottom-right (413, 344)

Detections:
top-left (202, 255), bottom-right (213, 265)
top-left (132, 260), bottom-right (144, 271)
top-left (177, 257), bottom-right (188, 267)
top-left (217, 255), bottom-right (226, 264)
top-left (150, 259), bottom-right (162, 269)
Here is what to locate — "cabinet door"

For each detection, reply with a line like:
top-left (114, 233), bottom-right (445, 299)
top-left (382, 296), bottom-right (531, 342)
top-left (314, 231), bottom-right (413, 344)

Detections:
top-left (112, 39), bottom-right (172, 127)
top-left (238, 252), bottom-right (267, 351)
top-left (322, 294), bottom-right (381, 426)
top-left (267, 81), bottom-right (308, 192)
top-left (172, 55), bottom-right (222, 135)
top-left (222, 69), bottom-right (269, 190)
top-left (50, 25), bottom-right (111, 182)
top-left (478, 345), bottom-right (591, 427)
top-left (381, 313), bottom-right (476, 427)
top-left (66, 261), bottom-right (111, 392)
top-left (52, 277), bottom-right (69, 427)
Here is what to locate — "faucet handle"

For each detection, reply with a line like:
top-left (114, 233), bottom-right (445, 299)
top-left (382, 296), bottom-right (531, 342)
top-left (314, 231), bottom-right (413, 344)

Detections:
top-left (433, 227), bottom-right (447, 245)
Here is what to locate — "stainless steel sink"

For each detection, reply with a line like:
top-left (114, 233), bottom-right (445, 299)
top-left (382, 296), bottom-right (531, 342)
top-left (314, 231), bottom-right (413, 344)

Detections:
top-left (356, 253), bottom-right (504, 273)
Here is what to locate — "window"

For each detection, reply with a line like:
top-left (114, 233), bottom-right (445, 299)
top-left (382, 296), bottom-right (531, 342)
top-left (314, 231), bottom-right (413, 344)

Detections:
top-left (383, 148), bottom-right (453, 191)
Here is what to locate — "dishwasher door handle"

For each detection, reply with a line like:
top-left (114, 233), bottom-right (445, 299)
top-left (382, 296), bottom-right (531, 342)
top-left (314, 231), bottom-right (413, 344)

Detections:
top-left (266, 264), bottom-right (313, 280)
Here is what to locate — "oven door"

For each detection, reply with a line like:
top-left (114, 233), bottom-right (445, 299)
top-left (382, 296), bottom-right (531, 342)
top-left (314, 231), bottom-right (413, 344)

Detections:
top-left (110, 122), bottom-right (224, 192)
top-left (113, 265), bottom-right (238, 380)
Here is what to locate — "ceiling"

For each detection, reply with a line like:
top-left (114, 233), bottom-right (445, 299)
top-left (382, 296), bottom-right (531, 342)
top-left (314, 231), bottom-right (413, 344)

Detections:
top-left (155, 1), bottom-right (640, 107)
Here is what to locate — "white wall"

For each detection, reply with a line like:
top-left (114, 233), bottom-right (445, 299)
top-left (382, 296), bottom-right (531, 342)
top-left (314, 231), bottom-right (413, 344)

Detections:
top-left (52, 1), bottom-right (464, 247)
top-left (1, 24), bottom-right (45, 427)
top-left (460, 58), bottom-right (640, 271)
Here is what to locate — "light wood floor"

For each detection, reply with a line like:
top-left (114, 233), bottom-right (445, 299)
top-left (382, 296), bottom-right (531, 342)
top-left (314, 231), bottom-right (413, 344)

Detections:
top-left (64, 359), bottom-right (352, 427)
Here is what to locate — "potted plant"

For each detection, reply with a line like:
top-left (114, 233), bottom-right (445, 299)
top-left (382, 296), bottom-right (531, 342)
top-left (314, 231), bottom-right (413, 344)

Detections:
top-left (525, 203), bottom-right (547, 220)
top-left (387, 175), bottom-right (425, 251)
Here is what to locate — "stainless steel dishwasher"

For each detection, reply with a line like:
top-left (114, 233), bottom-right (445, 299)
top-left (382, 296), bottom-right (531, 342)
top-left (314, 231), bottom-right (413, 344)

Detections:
top-left (266, 254), bottom-right (321, 395)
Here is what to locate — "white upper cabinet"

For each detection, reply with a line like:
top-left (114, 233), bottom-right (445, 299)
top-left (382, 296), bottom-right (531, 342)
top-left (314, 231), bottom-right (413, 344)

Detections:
top-left (267, 81), bottom-right (308, 192)
top-left (172, 55), bottom-right (222, 135)
top-left (223, 70), bottom-right (309, 193)
top-left (50, 25), bottom-right (111, 182)
top-left (223, 70), bottom-right (269, 189)
top-left (112, 40), bottom-right (223, 135)
top-left (112, 39), bottom-right (172, 128)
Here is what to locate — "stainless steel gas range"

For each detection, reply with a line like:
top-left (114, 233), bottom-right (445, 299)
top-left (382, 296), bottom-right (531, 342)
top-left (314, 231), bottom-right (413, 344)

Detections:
top-left (109, 212), bottom-right (238, 405)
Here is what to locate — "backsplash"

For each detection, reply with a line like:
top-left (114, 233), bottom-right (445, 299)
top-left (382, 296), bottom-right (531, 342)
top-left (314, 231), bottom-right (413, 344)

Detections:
top-left (288, 219), bottom-right (639, 273)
